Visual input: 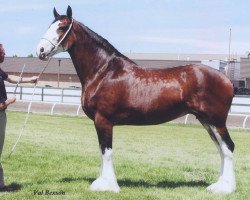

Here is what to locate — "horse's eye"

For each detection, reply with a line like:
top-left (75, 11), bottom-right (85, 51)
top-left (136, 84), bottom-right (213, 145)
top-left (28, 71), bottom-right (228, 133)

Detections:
top-left (58, 27), bottom-right (66, 32)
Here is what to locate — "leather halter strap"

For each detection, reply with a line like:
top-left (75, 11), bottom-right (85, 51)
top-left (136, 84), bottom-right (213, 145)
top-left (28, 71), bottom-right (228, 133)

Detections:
top-left (41, 19), bottom-right (74, 51)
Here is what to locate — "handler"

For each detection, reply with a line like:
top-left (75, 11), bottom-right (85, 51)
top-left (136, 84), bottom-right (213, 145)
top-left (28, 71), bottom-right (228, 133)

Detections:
top-left (0, 43), bottom-right (38, 190)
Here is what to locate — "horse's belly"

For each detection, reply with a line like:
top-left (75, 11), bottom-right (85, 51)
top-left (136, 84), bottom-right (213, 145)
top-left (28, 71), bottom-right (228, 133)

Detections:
top-left (114, 103), bottom-right (187, 125)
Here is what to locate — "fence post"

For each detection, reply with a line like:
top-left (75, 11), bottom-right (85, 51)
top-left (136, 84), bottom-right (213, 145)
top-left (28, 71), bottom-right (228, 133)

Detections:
top-left (243, 115), bottom-right (249, 129)
top-left (51, 103), bottom-right (56, 115)
top-left (77, 104), bottom-right (82, 116)
top-left (20, 86), bottom-right (23, 100)
top-left (184, 114), bottom-right (189, 124)
top-left (41, 87), bottom-right (44, 102)
top-left (61, 88), bottom-right (64, 103)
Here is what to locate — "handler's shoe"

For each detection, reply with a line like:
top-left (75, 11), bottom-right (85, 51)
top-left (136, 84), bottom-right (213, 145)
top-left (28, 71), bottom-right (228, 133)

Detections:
top-left (0, 183), bottom-right (5, 192)
top-left (0, 185), bottom-right (15, 192)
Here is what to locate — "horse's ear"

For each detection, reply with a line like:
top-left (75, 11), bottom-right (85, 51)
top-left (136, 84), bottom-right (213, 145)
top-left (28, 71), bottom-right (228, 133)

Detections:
top-left (53, 7), bottom-right (60, 19)
top-left (67, 5), bottom-right (72, 19)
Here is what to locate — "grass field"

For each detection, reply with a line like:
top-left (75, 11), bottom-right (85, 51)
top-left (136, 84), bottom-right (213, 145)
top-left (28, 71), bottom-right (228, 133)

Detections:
top-left (0, 111), bottom-right (249, 200)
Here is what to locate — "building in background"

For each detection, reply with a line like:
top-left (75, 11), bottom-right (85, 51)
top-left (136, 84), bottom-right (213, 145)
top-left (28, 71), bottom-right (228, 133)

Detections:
top-left (1, 57), bottom-right (80, 88)
top-left (240, 57), bottom-right (250, 88)
top-left (201, 60), bottom-right (227, 72)
top-left (225, 61), bottom-right (244, 87)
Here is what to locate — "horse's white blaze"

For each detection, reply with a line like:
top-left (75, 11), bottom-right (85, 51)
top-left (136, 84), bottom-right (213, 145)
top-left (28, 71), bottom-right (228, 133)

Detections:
top-left (207, 126), bottom-right (236, 194)
top-left (90, 148), bottom-right (120, 192)
top-left (44, 21), bottom-right (60, 45)
top-left (36, 21), bottom-right (64, 57)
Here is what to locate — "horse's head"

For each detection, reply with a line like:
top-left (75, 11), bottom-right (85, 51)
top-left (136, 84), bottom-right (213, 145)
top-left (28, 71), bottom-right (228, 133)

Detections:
top-left (36, 6), bottom-right (74, 60)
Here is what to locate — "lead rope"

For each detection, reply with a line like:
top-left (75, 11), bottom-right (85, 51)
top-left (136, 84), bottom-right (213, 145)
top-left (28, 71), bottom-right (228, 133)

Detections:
top-left (13, 64), bottom-right (26, 94)
top-left (8, 19), bottom-right (74, 158)
top-left (8, 57), bottom-right (52, 158)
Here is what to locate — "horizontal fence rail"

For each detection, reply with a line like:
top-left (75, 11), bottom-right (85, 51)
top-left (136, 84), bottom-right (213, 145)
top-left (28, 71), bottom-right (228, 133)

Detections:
top-left (6, 86), bottom-right (81, 104)
top-left (7, 100), bottom-right (85, 116)
top-left (180, 113), bottom-right (250, 129)
top-left (231, 96), bottom-right (250, 113)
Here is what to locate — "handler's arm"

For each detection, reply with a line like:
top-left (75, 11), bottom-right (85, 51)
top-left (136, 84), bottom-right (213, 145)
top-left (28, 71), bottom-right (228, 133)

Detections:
top-left (6, 75), bottom-right (38, 84)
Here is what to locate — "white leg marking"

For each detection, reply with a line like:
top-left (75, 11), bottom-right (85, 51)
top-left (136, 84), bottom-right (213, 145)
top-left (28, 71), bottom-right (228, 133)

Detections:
top-left (206, 126), bottom-right (236, 194)
top-left (90, 148), bottom-right (120, 192)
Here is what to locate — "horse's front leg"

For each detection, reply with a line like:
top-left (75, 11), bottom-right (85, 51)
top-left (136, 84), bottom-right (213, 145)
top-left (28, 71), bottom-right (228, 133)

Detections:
top-left (90, 113), bottom-right (120, 192)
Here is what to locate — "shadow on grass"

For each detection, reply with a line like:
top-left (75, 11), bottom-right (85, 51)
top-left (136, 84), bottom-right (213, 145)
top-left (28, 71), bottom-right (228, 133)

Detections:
top-left (59, 177), bottom-right (209, 189)
top-left (119, 179), bottom-right (209, 188)
top-left (59, 177), bottom-right (95, 183)
top-left (0, 182), bottom-right (22, 192)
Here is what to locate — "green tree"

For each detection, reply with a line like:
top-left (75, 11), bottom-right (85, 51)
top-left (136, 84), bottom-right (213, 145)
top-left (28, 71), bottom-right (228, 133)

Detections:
top-left (27, 54), bottom-right (34, 58)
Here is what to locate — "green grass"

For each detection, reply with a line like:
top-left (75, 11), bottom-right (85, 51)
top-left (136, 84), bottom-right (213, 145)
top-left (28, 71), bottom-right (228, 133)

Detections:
top-left (0, 111), bottom-right (249, 200)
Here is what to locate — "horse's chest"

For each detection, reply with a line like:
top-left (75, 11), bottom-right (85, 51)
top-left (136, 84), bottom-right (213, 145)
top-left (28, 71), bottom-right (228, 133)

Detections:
top-left (81, 88), bottom-right (101, 119)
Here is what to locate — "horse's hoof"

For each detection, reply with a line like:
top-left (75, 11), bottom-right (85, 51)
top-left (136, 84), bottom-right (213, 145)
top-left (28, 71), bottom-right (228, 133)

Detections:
top-left (90, 177), bottom-right (120, 193)
top-left (206, 180), bottom-right (236, 194)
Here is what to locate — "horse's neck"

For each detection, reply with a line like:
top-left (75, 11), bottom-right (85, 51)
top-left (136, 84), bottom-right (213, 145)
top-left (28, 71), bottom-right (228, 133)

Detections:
top-left (68, 30), bottom-right (114, 86)
top-left (68, 22), bottom-right (137, 88)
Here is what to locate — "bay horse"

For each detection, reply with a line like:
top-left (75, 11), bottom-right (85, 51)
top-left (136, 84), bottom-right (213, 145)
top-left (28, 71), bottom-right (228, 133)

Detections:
top-left (36, 6), bottom-right (235, 194)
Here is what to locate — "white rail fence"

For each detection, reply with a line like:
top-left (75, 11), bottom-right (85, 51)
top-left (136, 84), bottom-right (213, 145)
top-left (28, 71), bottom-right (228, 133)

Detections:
top-left (182, 113), bottom-right (250, 129)
top-left (8, 100), bottom-right (85, 116)
top-left (231, 96), bottom-right (250, 113)
top-left (6, 86), bottom-right (250, 129)
top-left (6, 86), bottom-right (81, 104)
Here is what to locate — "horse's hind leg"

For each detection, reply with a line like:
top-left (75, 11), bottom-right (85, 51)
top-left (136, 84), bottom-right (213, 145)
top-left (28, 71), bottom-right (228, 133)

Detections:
top-left (200, 121), bottom-right (236, 194)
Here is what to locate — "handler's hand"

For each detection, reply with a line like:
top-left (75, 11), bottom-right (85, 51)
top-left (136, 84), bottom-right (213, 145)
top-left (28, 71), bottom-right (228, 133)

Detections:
top-left (8, 94), bottom-right (16, 104)
top-left (29, 76), bottom-right (39, 84)
top-left (0, 95), bottom-right (16, 110)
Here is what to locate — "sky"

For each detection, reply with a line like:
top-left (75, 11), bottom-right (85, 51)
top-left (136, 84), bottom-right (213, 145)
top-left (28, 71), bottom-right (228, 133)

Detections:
top-left (0, 0), bottom-right (250, 57)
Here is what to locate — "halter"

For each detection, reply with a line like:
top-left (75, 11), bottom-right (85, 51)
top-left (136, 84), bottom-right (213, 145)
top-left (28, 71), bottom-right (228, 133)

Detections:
top-left (41, 19), bottom-right (74, 52)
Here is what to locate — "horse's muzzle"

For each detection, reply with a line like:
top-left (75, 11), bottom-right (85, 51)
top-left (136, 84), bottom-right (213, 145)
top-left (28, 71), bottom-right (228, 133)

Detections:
top-left (37, 47), bottom-right (46, 60)
top-left (38, 52), bottom-right (49, 61)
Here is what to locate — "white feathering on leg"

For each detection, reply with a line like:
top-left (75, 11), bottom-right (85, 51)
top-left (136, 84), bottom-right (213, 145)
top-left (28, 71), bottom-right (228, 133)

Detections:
top-left (90, 148), bottom-right (120, 192)
top-left (206, 126), bottom-right (236, 194)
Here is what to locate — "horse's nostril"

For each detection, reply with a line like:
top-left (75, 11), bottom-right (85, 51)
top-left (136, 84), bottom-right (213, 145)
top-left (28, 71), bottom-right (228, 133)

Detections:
top-left (39, 53), bottom-right (46, 60)
top-left (40, 47), bottom-right (44, 52)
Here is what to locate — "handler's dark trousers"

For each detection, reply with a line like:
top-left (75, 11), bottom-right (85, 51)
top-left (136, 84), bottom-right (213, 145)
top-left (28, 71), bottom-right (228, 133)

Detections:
top-left (0, 110), bottom-right (6, 188)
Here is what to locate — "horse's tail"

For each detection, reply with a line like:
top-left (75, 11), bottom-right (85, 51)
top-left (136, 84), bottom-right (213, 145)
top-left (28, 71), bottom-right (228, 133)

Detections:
top-left (232, 83), bottom-right (238, 96)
